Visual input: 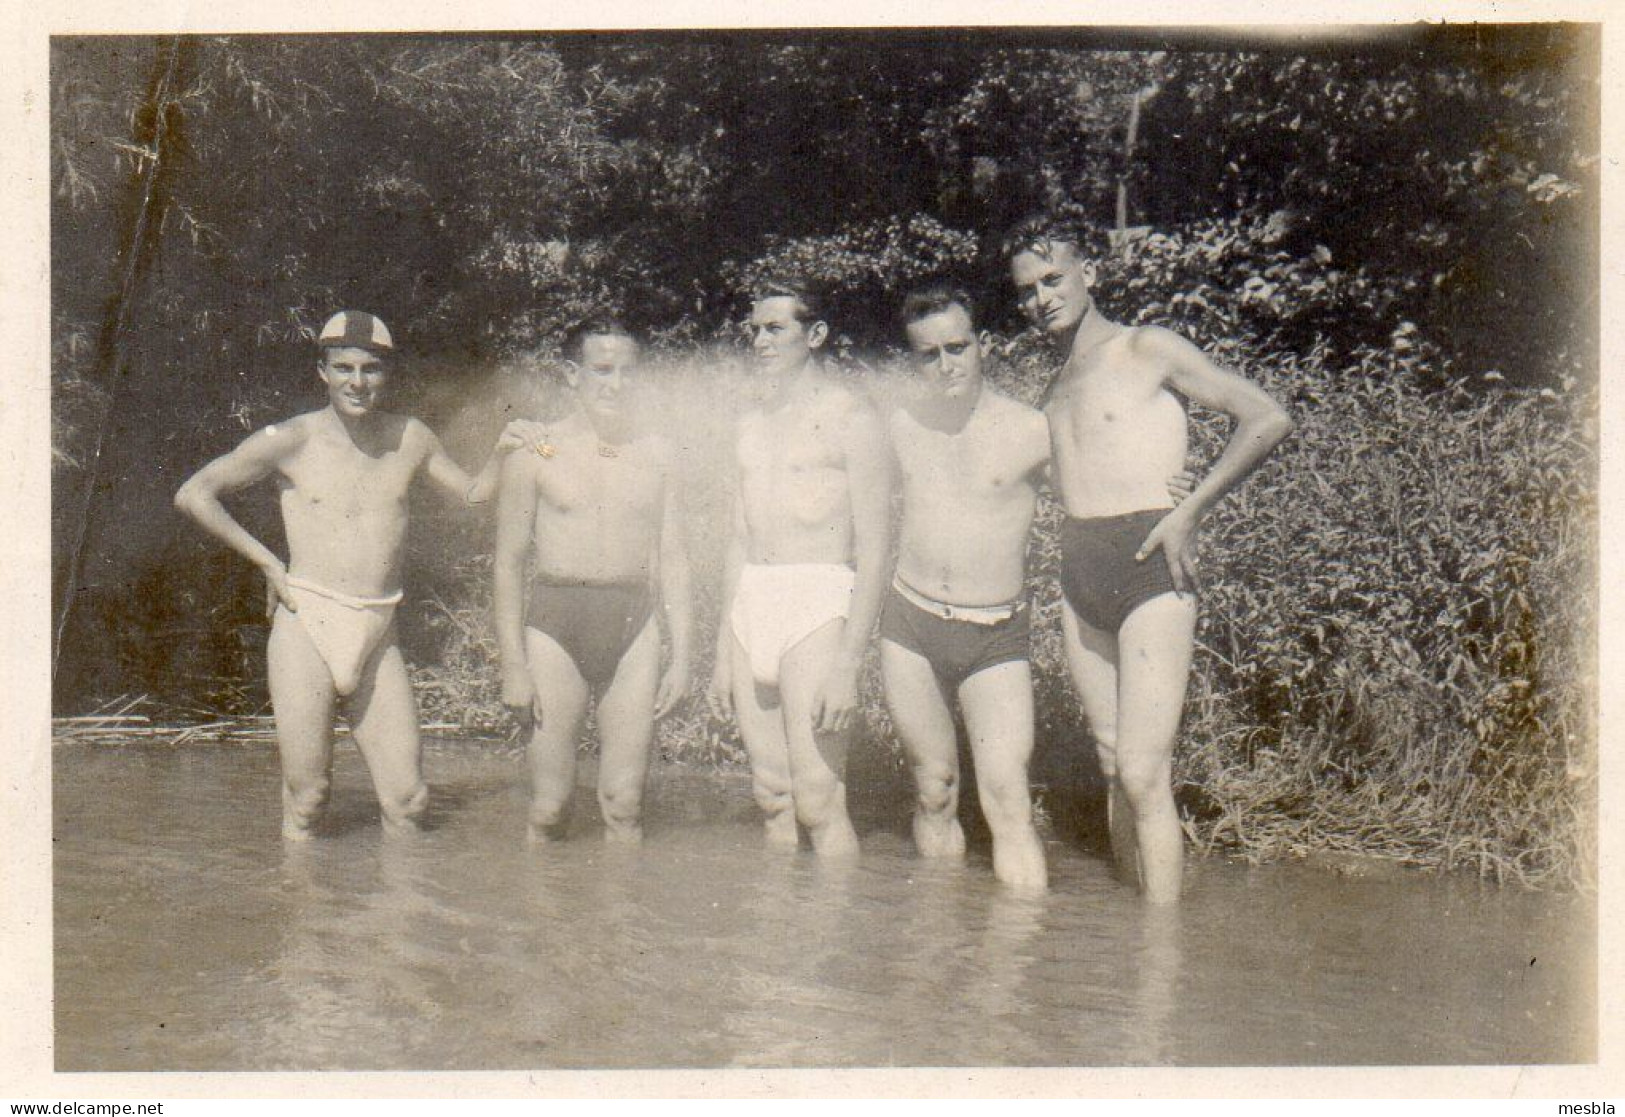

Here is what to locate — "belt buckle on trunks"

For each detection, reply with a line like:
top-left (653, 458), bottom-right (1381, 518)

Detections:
top-left (895, 576), bottom-right (1021, 625)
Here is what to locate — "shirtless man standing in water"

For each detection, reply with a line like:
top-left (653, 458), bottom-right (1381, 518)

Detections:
top-left (709, 280), bottom-right (892, 857)
top-left (882, 285), bottom-right (1050, 893)
top-left (1006, 217), bottom-right (1294, 902)
top-left (884, 285), bottom-right (1190, 894)
top-left (493, 315), bottom-right (694, 845)
top-left (175, 311), bottom-right (543, 838)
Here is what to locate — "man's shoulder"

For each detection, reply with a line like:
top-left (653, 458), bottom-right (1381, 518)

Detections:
top-left (521, 414), bottom-right (588, 463)
top-left (983, 385), bottom-right (1042, 421)
top-left (247, 410), bottom-right (322, 455)
top-left (1123, 323), bottom-right (1201, 366)
top-left (269, 408), bottom-right (325, 434)
top-left (887, 392), bottom-right (926, 431)
top-left (408, 414), bottom-right (473, 461)
top-left (498, 439), bottom-right (547, 487)
top-left (817, 378), bottom-right (882, 433)
top-left (734, 403), bottom-right (770, 441)
top-left (974, 385), bottom-right (1041, 430)
top-left (977, 390), bottom-right (1049, 462)
top-left (826, 376), bottom-right (876, 409)
top-left (394, 413), bottom-right (432, 441)
top-left (887, 402), bottom-right (938, 458)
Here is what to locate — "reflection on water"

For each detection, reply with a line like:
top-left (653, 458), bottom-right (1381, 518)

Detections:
top-left (53, 739), bottom-right (1592, 1070)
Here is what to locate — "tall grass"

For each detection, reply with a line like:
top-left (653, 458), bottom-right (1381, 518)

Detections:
top-left (1168, 343), bottom-right (1594, 887)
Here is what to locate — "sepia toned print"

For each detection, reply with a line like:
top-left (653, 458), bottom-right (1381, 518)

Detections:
top-left (46, 26), bottom-right (1596, 1073)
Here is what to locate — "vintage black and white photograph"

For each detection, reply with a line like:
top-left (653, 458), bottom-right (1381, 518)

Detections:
top-left (37, 17), bottom-right (1599, 1079)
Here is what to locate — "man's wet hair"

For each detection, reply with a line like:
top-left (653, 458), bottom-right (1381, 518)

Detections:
top-left (750, 276), bottom-right (829, 327)
top-left (563, 312), bottom-right (639, 363)
top-left (900, 283), bottom-right (977, 330)
top-left (999, 213), bottom-right (1110, 263)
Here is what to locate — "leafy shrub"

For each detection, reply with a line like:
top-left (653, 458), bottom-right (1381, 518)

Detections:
top-left (1171, 342), bottom-right (1593, 886)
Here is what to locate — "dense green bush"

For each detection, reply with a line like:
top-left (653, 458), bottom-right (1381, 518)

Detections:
top-left (1173, 346), bottom-right (1591, 886)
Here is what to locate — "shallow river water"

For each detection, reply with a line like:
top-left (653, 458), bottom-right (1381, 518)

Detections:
top-left (54, 738), bottom-right (1592, 1070)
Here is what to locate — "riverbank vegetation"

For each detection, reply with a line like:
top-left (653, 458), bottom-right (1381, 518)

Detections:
top-left (51, 29), bottom-right (1597, 887)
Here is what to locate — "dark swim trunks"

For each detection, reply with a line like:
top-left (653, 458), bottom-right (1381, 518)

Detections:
top-left (879, 578), bottom-right (1031, 689)
top-left (1057, 510), bottom-right (1185, 634)
top-left (525, 576), bottom-right (654, 693)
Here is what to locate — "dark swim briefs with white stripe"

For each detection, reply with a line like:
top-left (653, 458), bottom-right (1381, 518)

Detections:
top-left (879, 580), bottom-right (1031, 689)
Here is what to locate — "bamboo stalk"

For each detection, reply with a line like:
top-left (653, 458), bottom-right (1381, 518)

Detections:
top-left (56, 714), bottom-right (150, 723)
top-left (52, 39), bottom-right (186, 684)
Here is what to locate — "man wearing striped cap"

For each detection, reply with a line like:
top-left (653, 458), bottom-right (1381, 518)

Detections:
top-left (175, 311), bottom-right (546, 839)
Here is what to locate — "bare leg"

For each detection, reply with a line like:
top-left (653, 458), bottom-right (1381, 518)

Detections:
top-left (1058, 601), bottom-right (1138, 884)
top-left (879, 639), bottom-right (965, 860)
top-left (345, 634), bottom-right (428, 836)
top-left (779, 619), bottom-right (860, 859)
top-left (594, 619), bottom-right (661, 844)
top-left (729, 632), bottom-right (799, 847)
top-left (1114, 593), bottom-right (1197, 904)
top-left (267, 606), bottom-right (337, 840)
top-left (523, 627), bottom-right (591, 844)
top-left (959, 660), bottom-right (1047, 895)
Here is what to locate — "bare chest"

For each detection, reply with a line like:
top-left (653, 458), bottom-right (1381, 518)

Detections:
top-left (281, 439), bottom-right (418, 517)
top-left (1047, 365), bottom-right (1184, 445)
top-left (897, 426), bottom-right (1030, 503)
top-left (535, 447), bottom-right (662, 520)
top-left (739, 411), bottom-right (844, 481)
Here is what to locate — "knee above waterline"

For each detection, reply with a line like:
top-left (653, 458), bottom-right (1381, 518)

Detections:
top-left (976, 776), bottom-right (1031, 822)
top-left (381, 781), bottom-right (429, 824)
top-left (792, 776), bottom-right (843, 829)
top-left (1113, 758), bottom-right (1172, 805)
top-left (751, 777), bottom-right (793, 815)
top-left (597, 781), bottom-right (645, 826)
top-left (284, 777), bottom-right (331, 820)
top-left (913, 766), bottom-right (957, 815)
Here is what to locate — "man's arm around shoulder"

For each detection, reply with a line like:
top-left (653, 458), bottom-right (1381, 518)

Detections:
top-left (422, 415), bottom-right (550, 507)
top-left (993, 392), bottom-right (1052, 481)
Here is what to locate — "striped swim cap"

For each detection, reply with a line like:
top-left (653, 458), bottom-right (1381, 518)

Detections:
top-left (317, 310), bottom-right (394, 353)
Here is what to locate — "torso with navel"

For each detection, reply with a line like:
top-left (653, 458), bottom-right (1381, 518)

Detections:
top-left (891, 388), bottom-right (1047, 606)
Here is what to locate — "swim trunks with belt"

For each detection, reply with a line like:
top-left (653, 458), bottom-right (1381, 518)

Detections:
top-left (879, 575), bottom-right (1030, 688)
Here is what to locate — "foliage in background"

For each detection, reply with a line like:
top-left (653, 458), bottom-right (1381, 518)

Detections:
top-left (1174, 345), bottom-right (1592, 888)
top-left (50, 30), bottom-right (1597, 885)
top-left (1139, 43), bottom-right (1597, 381)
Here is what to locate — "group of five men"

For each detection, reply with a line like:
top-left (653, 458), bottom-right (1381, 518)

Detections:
top-left (175, 216), bottom-right (1293, 903)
